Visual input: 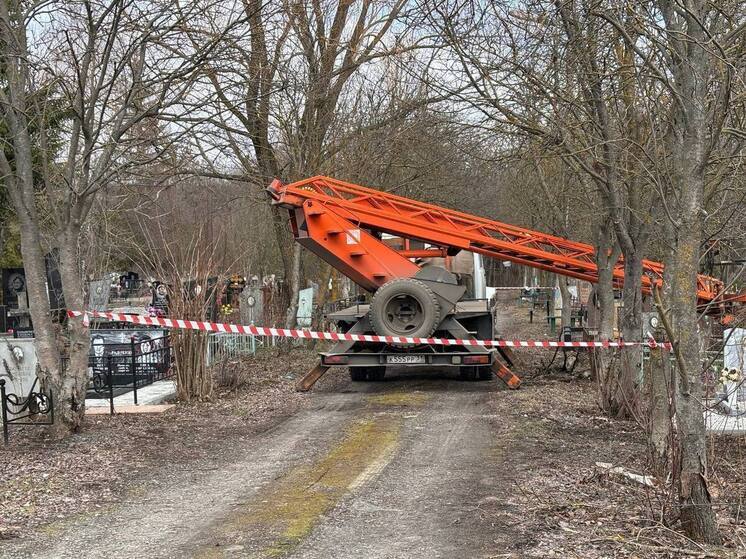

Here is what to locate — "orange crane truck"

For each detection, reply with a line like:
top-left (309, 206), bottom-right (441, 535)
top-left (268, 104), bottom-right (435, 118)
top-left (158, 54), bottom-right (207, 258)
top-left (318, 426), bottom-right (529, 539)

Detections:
top-left (267, 175), bottom-right (743, 391)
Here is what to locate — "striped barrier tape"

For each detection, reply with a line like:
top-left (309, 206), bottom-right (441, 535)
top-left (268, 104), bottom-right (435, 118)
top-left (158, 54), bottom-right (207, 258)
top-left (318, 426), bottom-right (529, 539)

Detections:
top-left (491, 286), bottom-right (555, 290)
top-left (67, 310), bottom-right (671, 350)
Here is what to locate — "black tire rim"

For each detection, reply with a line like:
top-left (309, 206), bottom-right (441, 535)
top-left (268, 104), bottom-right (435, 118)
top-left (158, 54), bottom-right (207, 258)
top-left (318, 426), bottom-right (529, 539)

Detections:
top-left (382, 293), bottom-right (425, 335)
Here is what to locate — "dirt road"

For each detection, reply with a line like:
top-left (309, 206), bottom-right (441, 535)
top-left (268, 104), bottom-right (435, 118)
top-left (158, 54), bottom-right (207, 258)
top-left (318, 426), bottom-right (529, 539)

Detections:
top-left (6, 300), bottom-right (741, 558)
top-left (6, 362), bottom-right (738, 558)
top-left (5, 370), bottom-right (526, 559)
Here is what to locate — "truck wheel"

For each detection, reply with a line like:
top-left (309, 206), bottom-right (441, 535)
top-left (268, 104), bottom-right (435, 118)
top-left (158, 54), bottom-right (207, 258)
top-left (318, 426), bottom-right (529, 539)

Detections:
top-left (349, 367), bottom-right (385, 382)
top-left (478, 366), bottom-right (493, 380)
top-left (366, 367), bottom-right (386, 381)
top-left (350, 368), bottom-right (368, 381)
top-left (459, 366), bottom-right (478, 381)
top-left (369, 278), bottom-right (441, 339)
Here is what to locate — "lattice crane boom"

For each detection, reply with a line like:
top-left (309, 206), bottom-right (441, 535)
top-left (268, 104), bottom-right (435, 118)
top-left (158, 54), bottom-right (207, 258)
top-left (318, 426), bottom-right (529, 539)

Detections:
top-left (267, 175), bottom-right (742, 308)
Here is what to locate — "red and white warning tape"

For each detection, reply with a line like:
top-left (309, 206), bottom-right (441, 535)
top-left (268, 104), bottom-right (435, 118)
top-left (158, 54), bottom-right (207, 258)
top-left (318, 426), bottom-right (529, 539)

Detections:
top-left (491, 286), bottom-right (555, 290)
top-left (67, 310), bottom-right (670, 350)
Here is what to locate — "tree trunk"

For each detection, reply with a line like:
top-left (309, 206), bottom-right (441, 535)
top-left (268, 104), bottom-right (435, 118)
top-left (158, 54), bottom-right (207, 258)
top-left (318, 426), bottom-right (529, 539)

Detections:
top-left (611, 251), bottom-right (643, 419)
top-left (284, 243), bottom-right (302, 329)
top-left (654, 0), bottom-right (721, 541)
top-left (270, 204), bottom-right (293, 282)
top-left (0, 1), bottom-right (59, 393)
top-left (596, 277), bottom-right (615, 342)
top-left (669, 199), bottom-right (721, 544)
top-left (55, 228), bottom-right (90, 433)
top-left (557, 276), bottom-right (572, 328)
top-left (648, 227), bottom-right (677, 474)
top-left (594, 221), bottom-right (618, 342)
top-left (174, 330), bottom-right (211, 402)
top-left (13, 209), bottom-right (60, 382)
top-left (594, 220), bottom-right (620, 408)
top-left (647, 341), bottom-right (671, 476)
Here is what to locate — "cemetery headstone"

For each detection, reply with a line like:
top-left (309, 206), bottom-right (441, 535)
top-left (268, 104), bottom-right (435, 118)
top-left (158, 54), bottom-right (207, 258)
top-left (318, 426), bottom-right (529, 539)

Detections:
top-left (240, 286), bottom-right (264, 326)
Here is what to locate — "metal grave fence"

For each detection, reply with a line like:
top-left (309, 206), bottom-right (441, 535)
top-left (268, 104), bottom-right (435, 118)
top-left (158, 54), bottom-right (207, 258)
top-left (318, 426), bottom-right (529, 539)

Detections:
top-left (206, 332), bottom-right (279, 366)
top-left (1, 377), bottom-right (54, 444)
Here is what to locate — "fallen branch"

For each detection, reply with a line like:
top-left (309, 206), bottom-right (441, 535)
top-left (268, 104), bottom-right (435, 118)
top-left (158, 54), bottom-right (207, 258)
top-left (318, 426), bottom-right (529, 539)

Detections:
top-left (595, 462), bottom-right (659, 488)
top-left (591, 537), bottom-right (729, 558)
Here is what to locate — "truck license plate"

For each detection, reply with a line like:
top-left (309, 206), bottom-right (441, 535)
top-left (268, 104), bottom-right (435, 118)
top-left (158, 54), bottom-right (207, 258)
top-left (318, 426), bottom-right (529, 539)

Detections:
top-left (386, 355), bottom-right (426, 364)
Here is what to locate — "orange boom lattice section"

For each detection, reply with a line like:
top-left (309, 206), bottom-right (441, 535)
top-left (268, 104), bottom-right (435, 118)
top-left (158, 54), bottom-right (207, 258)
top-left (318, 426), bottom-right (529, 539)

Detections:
top-left (268, 175), bottom-right (743, 308)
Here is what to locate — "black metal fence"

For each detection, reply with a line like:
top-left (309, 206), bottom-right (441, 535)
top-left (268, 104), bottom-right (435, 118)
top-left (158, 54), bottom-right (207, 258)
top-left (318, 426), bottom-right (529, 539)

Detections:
top-left (87, 336), bottom-right (173, 414)
top-left (2, 337), bottom-right (173, 443)
top-left (1, 377), bottom-right (54, 444)
top-left (56, 335), bottom-right (174, 414)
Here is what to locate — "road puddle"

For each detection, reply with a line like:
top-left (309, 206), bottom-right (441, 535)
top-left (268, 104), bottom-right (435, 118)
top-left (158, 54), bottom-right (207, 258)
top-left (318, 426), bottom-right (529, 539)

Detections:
top-left (194, 416), bottom-right (401, 558)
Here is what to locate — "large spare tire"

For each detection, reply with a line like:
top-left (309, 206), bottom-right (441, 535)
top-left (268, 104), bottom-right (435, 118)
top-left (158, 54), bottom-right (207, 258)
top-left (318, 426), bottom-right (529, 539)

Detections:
top-left (369, 278), bottom-right (441, 338)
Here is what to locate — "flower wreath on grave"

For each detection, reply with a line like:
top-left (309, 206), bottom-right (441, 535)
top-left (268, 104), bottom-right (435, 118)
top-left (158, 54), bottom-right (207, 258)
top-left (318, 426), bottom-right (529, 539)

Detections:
top-left (719, 367), bottom-right (743, 387)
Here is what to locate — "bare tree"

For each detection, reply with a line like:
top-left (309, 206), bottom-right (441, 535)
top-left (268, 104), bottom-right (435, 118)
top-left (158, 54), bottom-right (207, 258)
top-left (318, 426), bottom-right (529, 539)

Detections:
top-left (0, 0), bottom-right (209, 434)
top-left (424, 0), bottom-right (673, 417)
top-left (131, 218), bottom-right (228, 402)
top-left (595, 0), bottom-right (745, 543)
top-left (182, 0), bottom-right (438, 327)
top-left (418, 0), bottom-right (745, 542)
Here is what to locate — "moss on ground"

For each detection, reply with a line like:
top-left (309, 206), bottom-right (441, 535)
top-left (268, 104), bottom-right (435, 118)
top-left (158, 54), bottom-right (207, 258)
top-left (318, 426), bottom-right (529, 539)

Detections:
top-left (366, 390), bottom-right (431, 407)
top-left (194, 416), bottom-right (401, 558)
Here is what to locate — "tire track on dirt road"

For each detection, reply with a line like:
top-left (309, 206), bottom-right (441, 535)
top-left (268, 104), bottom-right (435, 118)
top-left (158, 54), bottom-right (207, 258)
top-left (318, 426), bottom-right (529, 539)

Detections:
top-left (286, 373), bottom-right (519, 559)
top-left (3, 391), bottom-right (367, 559)
top-left (5, 372), bottom-right (521, 559)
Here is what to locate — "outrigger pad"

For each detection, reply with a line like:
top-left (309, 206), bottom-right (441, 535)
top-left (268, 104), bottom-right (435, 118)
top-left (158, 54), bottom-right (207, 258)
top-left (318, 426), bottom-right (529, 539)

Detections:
top-left (296, 363), bottom-right (330, 392)
top-left (492, 359), bottom-right (521, 389)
